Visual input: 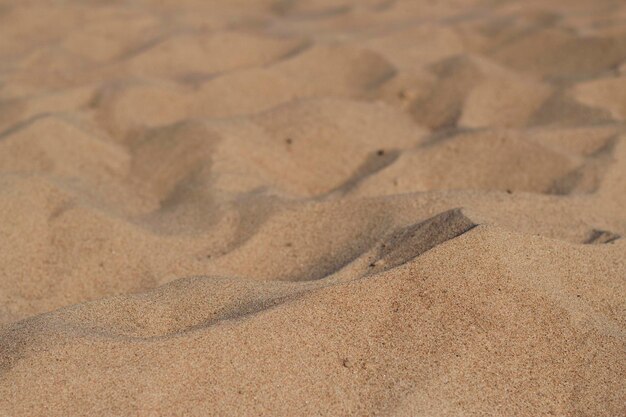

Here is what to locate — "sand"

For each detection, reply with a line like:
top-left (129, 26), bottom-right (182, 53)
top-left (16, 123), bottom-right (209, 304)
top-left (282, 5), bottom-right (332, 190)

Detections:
top-left (0, 0), bottom-right (625, 415)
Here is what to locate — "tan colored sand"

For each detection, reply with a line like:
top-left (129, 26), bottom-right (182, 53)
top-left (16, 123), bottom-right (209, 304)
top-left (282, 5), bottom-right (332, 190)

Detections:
top-left (0, 0), bottom-right (625, 416)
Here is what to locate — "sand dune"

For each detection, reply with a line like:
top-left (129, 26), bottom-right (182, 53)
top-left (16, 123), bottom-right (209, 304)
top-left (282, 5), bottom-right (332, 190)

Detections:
top-left (0, 0), bottom-right (625, 416)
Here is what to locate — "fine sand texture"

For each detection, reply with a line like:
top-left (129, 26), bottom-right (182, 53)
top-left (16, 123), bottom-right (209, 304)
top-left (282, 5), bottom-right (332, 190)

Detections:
top-left (1, 0), bottom-right (625, 416)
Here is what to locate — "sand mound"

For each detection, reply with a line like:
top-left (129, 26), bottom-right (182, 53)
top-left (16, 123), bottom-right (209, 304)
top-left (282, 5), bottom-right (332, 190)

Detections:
top-left (0, 0), bottom-right (625, 416)
top-left (1, 226), bottom-right (624, 416)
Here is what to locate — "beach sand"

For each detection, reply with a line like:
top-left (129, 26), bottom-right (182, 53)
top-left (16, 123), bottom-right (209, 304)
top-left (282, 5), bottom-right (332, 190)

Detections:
top-left (0, 0), bottom-right (625, 415)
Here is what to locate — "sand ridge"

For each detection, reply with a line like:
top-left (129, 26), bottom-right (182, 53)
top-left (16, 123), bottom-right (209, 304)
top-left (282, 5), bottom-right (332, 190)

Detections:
top-left (0, 0), bottom-right (625, 415)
